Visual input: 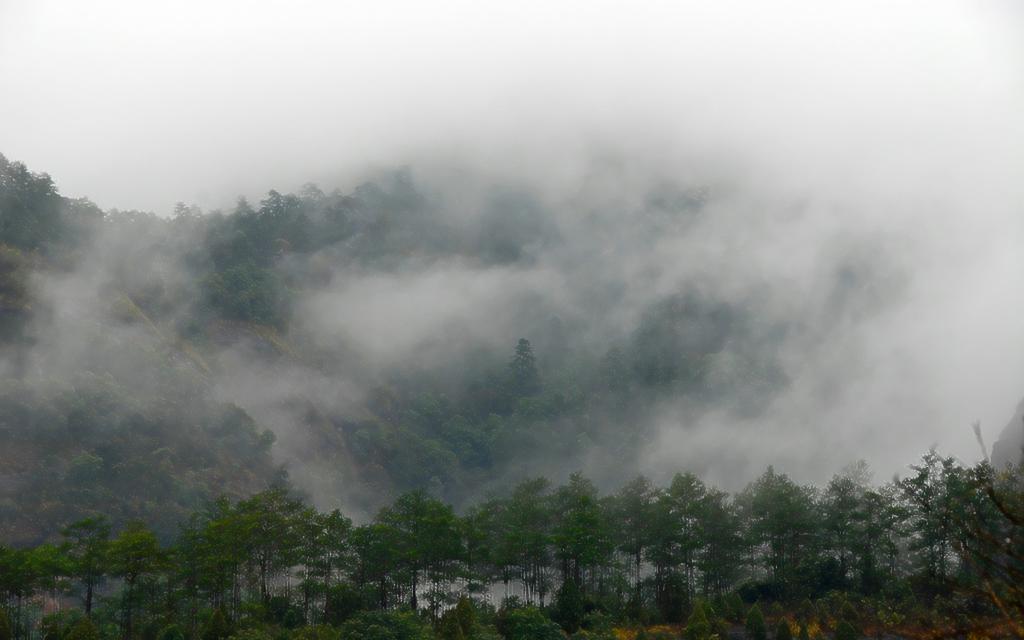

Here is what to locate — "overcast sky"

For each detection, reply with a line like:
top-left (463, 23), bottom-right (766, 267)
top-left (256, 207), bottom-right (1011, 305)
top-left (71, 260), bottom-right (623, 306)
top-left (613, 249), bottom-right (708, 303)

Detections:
top-left (2, 0), bottom-right (1024, 483)
top-left (1, 1), bottom-right (1020, 212)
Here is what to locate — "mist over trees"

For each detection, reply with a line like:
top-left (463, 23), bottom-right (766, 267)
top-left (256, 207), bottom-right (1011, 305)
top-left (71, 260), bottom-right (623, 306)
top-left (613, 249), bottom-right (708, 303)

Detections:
top-left (2, 137), bottom-right (1023, 637)
top-left (1, 152), bottom-right (801, 538)
top-left (2, 1), bottom-right (1023, 638)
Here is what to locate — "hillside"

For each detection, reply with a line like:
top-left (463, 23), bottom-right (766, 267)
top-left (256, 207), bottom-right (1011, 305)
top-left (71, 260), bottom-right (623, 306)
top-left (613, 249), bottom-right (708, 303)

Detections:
top-left (0, 153), bottom-right (799, 541)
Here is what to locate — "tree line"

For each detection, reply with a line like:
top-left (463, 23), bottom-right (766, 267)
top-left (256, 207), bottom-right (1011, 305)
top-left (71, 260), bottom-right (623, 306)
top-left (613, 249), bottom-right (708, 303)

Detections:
top-left (2, 453), bottom-right (1021, 640)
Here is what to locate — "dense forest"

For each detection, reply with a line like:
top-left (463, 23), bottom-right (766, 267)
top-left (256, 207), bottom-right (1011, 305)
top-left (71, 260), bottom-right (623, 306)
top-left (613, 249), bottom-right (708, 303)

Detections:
top-left (1, 454), bottom-right (1022, 640)
top-left (1, 152), bottom-right (1023, 639)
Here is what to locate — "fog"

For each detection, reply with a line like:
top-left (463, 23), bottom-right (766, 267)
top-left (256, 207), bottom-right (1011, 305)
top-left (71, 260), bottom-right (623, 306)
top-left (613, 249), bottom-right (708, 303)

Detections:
top-left (2, 0), bottom-right (1023, 506)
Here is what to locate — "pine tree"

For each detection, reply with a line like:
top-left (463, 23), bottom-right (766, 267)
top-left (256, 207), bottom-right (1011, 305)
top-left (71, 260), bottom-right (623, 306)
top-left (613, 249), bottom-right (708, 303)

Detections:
top-left (508, 338), bottom-right (540, 396)
top-left (746, 604), bottom-right (767, 640)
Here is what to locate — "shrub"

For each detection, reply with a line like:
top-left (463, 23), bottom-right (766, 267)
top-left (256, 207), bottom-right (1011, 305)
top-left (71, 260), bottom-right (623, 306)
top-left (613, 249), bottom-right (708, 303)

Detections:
top-left (339, 611), bottom-right (431, 640)
top-left (775, 620), bottom-right (792, 640)
top-left (158, 625), bottom-right (186, 640)
top-left (65, 619), bottom-right (101, 640)
top-left (502, 608), bottom-right (563, 640)
top-left (290, 626), bottom-right (341, 640)
top-left (684, 602), bottom-right (711, 640)
top-left (834, 621), bottom-right (858, 640)
top-left (553, 579), bottom-right (586, 633)
top-left (797, 600), bottom-right (815, 625)
top-left (203, 608), bottom-right (232, 640)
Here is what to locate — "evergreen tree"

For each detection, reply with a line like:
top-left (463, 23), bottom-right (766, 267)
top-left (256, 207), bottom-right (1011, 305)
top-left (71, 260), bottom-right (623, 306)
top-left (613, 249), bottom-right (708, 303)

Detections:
top-left (508, 338), bottom-right (540, 396)
top-left (746, 604), bottom-right (767, 640)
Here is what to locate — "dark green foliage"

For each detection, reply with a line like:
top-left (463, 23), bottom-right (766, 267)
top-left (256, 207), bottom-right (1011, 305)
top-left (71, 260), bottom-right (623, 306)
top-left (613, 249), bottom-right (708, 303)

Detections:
top-left (796, 600), bottom-right (814, 625)
top-left (438, 613), bottom-right (465, 640)
top-left (834, 621), bottom-right (858, 640)
top-left (839, 600), bottom-right (858, 626)
top-left (0, 245), bottom-right (31, 342)
top-left (339, 611), bottom-right (430, 640)
top-left (0, 154), bottom-right (100, 251)
top-left (746, 605), bottom-right (767, 640)
top-left (291, 626), bottom-right (341, 640)
top-left (0, 609), bottom-right (10, 640)
top-left (726, 593), bottom-right (746, 622)
top-left (65, 618), bottom-right (100, 640)
top-left (203, 609), bottom-right (231, 640)
top-left (798, 624), bottom-right (809, 640)
top-left (324, 585), bottom-right (371, 626)
top-left (553, 578), bottom-right (585, 632)
top-left (202, 263), bottom-right (290, 327)
top-left (684, 602), bottom-right (710, 640)
top-left (0, 373), bottom-right (279, 545)
top-left (158, 625), bottom-right (185, 640)
top-left (62, 517), bottom-right (110, 615)
top-left (453, 597), bottom-right (477, 638)
top-left (775, 620), bottom-right (792, 640)
top-left (502, 608), bottom-right (563, 640)
top-left (507, 338), bottom-right (540, 397)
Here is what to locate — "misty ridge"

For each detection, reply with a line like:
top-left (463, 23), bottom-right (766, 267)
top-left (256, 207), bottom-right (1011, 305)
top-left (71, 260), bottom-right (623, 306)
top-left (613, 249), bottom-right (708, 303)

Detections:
top-left (1, 144), bottom-right (1022, 536)
top-left (0, 153), bottom-right (791, 531)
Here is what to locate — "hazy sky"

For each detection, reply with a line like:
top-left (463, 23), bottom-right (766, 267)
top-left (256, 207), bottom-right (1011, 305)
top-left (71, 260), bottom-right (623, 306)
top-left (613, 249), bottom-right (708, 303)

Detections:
top-left (1, 1), bottom-right (1020, 211)
top-left (2, 0), bottom-right (1024, 488)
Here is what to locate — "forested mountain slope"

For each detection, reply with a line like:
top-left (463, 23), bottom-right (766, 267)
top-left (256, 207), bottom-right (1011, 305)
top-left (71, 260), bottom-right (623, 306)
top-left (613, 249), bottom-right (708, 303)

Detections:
top-left (0, 151), bottom-right (910, 542)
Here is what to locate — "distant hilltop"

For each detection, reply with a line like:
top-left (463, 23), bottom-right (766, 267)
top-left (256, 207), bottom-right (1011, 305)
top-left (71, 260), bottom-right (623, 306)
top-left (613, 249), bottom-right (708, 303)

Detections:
top-left (991, 397), bottom-right (1024, 469)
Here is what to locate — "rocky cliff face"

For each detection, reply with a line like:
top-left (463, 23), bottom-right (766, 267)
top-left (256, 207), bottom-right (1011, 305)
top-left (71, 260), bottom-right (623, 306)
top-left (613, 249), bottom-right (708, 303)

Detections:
top-left (991, 398), bottom-right (1024, 469)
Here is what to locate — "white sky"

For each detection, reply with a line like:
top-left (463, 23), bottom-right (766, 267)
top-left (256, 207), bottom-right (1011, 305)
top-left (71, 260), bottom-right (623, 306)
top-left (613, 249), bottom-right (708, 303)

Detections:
top-left (1, 0), bottom-right (1021, 212)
